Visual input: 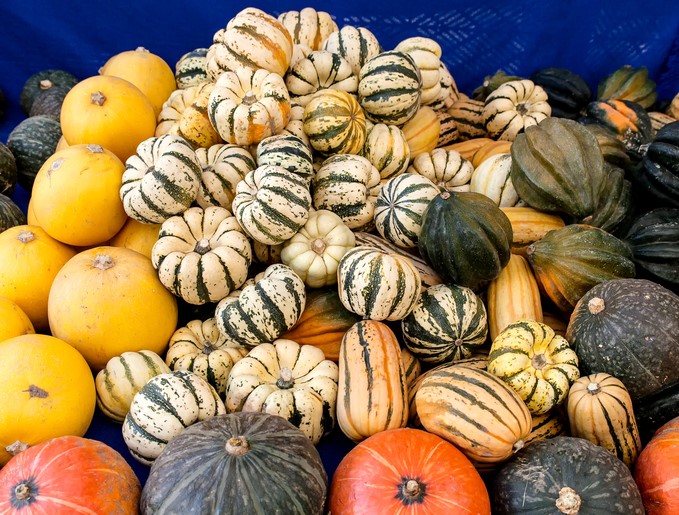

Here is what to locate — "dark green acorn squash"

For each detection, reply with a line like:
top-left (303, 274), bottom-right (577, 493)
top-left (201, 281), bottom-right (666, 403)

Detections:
top-left (566, 278), bottom-right (679, 402)
top-left (526, 224), bottom-right (636, 312)
top-left (584, 124), bottom-right (633, 171)
top-left (582, 165), bottom-right (634, 236)
top-left (623, 208), bottom-right (679, 291)
top-left (0, 194), bottom-right (27, 232)
top-left (597, 65), bottom-right (658, 109)
top-left (28, 84), bottom-right (71, 120)
top-left (0, 142), bottom-right (17, 196)
top-left (6, 115), bottom-right (62, 191)
top-left (140, 412), bottom-right (328, 515)
top-left (530, 67), bottom-right (592, 119)
top-left (19, 69), bottom-right (78, 115)
top-left (471, 69), bottom-right (523, 101)
top-left (510, 117), bottom-right (606, 222)
top-left (418, 190), bottom-right (512, 291)
top-left (493, 436), bottom-right (644, 514)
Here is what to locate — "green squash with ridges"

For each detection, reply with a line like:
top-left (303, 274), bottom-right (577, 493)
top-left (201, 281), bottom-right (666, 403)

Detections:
top-left (0, 194), bottom-right (27, 232)
top-left (20, 69), bottom-right (78, 115)
top-left (256, 133), bottom-right (313, 184)
top-left (7, 115), bottom-right (62, 190)
top-left (174, 48), bottom-right (208, 89)
top-left (597, 65), bottom-right (657, 109)
top-left (0, 142), bottom-right (17, 196)
top-left (530, 67), bottom-right (591, 120)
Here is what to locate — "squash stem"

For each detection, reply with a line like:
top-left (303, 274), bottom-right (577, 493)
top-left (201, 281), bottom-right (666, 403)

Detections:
top-left (14, 484), bottom-right (31, 501)
top-left (16, 230), bottom-right (36, 244)
top-left (225, 436), bottom-right (249, 456)
top-left (39, 79), bottom-right (54, 91)
top-left (555, 486), bottom-right (582, 514)
top-left (91, 91), bottom-right (107, 106)
top-left (195, 239), bottom-right (211, 255)
top-left (277, 367), bottom-right (295, 389)
top-left (405, 479), bottom-right (420, 496)
top-left (242, 91), bottom-right (258, 106)
top-left (93, 253), bottom-right (115, 271)
top-left (587, 297), bottom-right (606, 315)
top-left (311, 238), bottom-right (326, 255)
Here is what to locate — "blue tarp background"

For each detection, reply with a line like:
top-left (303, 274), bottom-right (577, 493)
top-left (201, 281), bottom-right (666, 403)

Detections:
top-left (1, 0), bottom-right (678, 488)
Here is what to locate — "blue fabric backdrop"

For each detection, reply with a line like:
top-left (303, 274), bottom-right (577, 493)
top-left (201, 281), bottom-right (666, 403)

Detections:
top-left (1, 0), bottom-right (678, 489)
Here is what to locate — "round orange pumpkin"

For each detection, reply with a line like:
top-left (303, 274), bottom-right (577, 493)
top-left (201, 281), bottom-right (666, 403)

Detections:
top-left (0, 297), bottom-right (34, 342)
top-left (0, 334), bottom-right (96, 467)
top-left (0, 436), bottom-right (140, 514)
top-left (31, 144), bottom-right (127, 247)
top-left (0, 226), bottom-right (76, 331)
top-left (48, 246), bottom-right (178, 371)
top-left (329, 427), bottom-right (491, 514)
top-left (109, 216), bottom-right (161, 259)
top-left (60, 74), bottom-right (156, 162)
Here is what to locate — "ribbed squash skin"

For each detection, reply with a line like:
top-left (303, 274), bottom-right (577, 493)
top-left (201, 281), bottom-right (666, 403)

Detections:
top-left (493, 437), bottom-right (645, 514)
top-left (418, 190), bottom-right (512, 291)
top-left (0, 194), bottom-right (26, 233)
top-left (303, 89), bottom-right (366, 155)
top-left (7, 115), bottom-right (62, 190)
top-left (525, 409), bottom-right (568, 446)
top-left (321, 25), bottom-right (381, 76)
top-left (446, 98), bottom-right (487, 140)
top-left (526, 224), bottom-right (636, 312)
top-left (584, 124), bottom-right (633, 171)
top-left (582, 165), bottom-right (633, 235)
top-left (530, 67), bottom-right (592, 119)
top-left (0, 142), bottom-right (17, 196)
top-left (256, 133), bottom-right (313, 184)
top-left (632, 121), bottom-right (679, 208)
top-left (141, 412), bottom-right (328, 514)
top-left (567, 278), bottom-right (679, 402)
top-left (20, 69), bottom-right (78, 115)
top-left (567, 372), bottom-right (641, 468)
top-left (278, 8), bottom-right (337, 50)
top-left (597, 65), bottom-right (657, 109)
top-left (174, 47), bottom-right (208, 89)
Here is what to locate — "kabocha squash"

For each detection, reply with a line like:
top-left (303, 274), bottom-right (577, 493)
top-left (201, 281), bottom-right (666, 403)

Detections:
top-left (166, 319), bottom-right (247, 397)
top-left (337, 320), bottom-right (408, 442)
top-left (374, 172), bottom-right (439, 248)
top-left (631, 120), bottom-right (679, 208)
top-left (415, 364), bottom-right (532, 463)
top-left (6, 115), bottom-right (62, 190)
top-left (0, 436), bottom-right (141, 515)
top-left (256, 133), bottom-right (313, 184)
top-left (488, 320), bottom-right (580, 415)
top-left (109, 217), bottom-right (161, 259)
top-left (206, 7), bottom-right (293, 79)
top-left (20, 69), bottom-right (78, 115)
top-left (407, 148), bottom-right (473, 191)
top-left (0, 226), bottom-right (76, 331)
top-left (483, 79), bottom-right (551, 141)
top-left (492, 437), bottom-right (644, 514)
top-left (174, 47), bottom-right (208, 89)
top-left (0, 334), bottom-right (96, 467)
top-left (123, 370), bottom-right (225, 465)
top-left (566, 278), bottom-right (679, 402)
top-left (286, 50), bottom-right (357, 107)
top-left (0, 142), bottom-right (17, 196)
top-left (140, 412), bottom-right (328, 514)
top-left (216, 263), bottom-right (306, 348)
top-left (0, 195), bottom-right (26, 233)
top-left (361, 123), bottom-right (411, 180)
top-left (401, 284), bottom-right (488, 364)
top-left (60, 74), bottom-right (156, 162)
top-left (280, 209), bottom-right (355, 288)
top-left (278, 8), bottom-right (337, 50)
top-left (95, 350), bottom-right (170, 423)
top-left (530, 67), bottom-right (592, 119)
top-left (321, 25), bottom-right (382, 76)
top-left (208, 67), bottom-right (291, 146)
top-left (28, 84), bottom-right (70, 119)
top-left (394, 37), bottom-right (442, 106)
top-left (337, 246), bottom-right (421, 321)
top-left (48, 246), bottom-right (178, 371)
top-left (597, 64), bottom-right (657, 109)
top-left (567, 372), bottom-right (641, 467)
top-left (500, 206), bottom-right (565, 248)
top-left (195, 143), bottom-right (256, 211)
top-left (0, 297), bottom-right (34, 342)
top-left (401, 106), bottom-right (441, 156)
top-left (31, 144), bottom-right (127, 247)
top-left (329, 428), bottom-right (491, 515)
top-left (470, 153), bottom-right (522, 207)
top-left (225, 339), bottom-right (338, 444)
top-left (526, 224), bottom-right (636, 312)
top-left (418, 190), bottom-right (513, 291)
top-left (510, 117), bottom-right (606, 221)
top-left (446, 98), bottom-right (488, 140)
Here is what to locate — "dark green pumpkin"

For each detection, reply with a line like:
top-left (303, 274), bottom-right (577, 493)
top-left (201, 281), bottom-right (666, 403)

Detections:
top-left (493, 436), bottom-right (644, 514)
top-left (582, 165), bottom-right (634, 236)
top-left (566, 278), bottom-right (679, 402)
top-left (19, 69), bottom-right (78, 115)
top-left (28, 84), bottom-right (71, 120)
top-left (526, 224), bottom-right (636, 312)
top-left (633, 381), bottom-right (679, 444)
top-left (140, 412), bottom-right (328, 514)
top-left (0, 142), bottom-right (17, 196)
top-left (510, 117), bottom-right (606, 221)
top-left (623, 208), bottom-right (679, 291)
top-left (584, 124), bottom-right (632, 171)
top-left (418, 190), bottom-right (512, 291)
top-left (0, 194), bottom-right (27, 232)
top-left (472, 69), bottom-right (523, 101)
top-left (6, 115), bottom-right (62, 191)
top-left (530, 67), bottom-right (592, 120)
top-left (597, 65), bottom-right (658, 109)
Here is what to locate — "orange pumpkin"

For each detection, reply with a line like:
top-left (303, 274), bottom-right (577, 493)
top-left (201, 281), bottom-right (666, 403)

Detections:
top-left (635, 416), bottom-right (679, 515)
top-left (60, 74), bottom-right (156, 162)
top-left (0, 297), bottom-right (34, 342)
top-left (329, 427), bottom-right (491, 514)
top-left (109, 216), bottom-right (161, 259)
top-left (0, 334), bottom-right (96, 467)
top-left (0, 436), bottom-right (140, 514)
top-left (48, 246), bottom-right (178, 371)
top-left (0, 226), bottom-right (76, 331)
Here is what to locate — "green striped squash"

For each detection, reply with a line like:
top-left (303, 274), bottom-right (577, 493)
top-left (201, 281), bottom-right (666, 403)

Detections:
top-left (152, 206), bottom-right (252, 305)
top-left (175, 48), bottom-right (208, 89)
top-left (155, 86), bottom-right (195, 137)
top-left (215, 263), bottom-right (306, 348)
top-left (483, 80), bottom-right (551, 141)
top-left (361, 123), bottom-right (411, 180)
top-left (337, 246), bottom-right (421, 321)
top-left (401, 346), bottom-right (422, 389)
top-left (195, 143), bottom-right (255, 211)
top-left (95, 350), bottom-right (170, 423)
top-left (120, 134), bottom-right (202, 224)
top-left (526, 409), bottom-right (568, 446)
top-left (122, 370), bottom-right (225, 465)
top-left (321, 25), bottom-right (382, 76)
top-left (225, 339), bottom-right (339, 444)
top-left (401, 284), bottom-right (488, 364)
top-left (6, 115), bottom-right (62, 190)
top-left (232, 165), bottom-right (311, 245)
top-left (256, 133), bottom-right (314, 185)
top-left (337, 320), bottom-right (408, 441)
top-left (0, 194), bottom-right (26, 233)
top-left (282, 101), bottom-right (311, 148)
top-left (415, 364), bottom-right (532, 463)
top-left (394, 37), bottom-right (442, 106)
top-left (407, 148), bottom-right (473, 191)
top-left (278, 7), bottom-right (337, 50)
top-left (428, 61), bottom-right (461, 113)
top-left (446, 98), bottom-right (487, 140)
top-left (436, 111), bottom-right (460, 147)
top-left (140, 412), bottom-right (328, 514)
top-left (312, 154), bottom-right (381, 230)
top-left (286, 50), bottom-right (357, 107)
top-left (358, 51), bottom-right (422, 126)
top-left (470, 153), bottom-right (522, 206)
top-left (374, 172), bottom-right (440, 248)
top-left (166, 318), bottom-right (248, 397)
top-left (303, 89), bottom-right (367, 156)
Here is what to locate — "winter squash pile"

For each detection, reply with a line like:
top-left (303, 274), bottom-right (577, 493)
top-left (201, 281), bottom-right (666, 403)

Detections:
top-left (1, 4), bottom-right (679, 514)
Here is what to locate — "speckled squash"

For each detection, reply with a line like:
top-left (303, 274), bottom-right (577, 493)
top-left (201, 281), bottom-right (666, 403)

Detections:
top-left (286, 50), bottom-right (357, 107)
top-left (470, 153), bottom-right (522, 207)
top-left (278, 8), bottom-right (337, 50)
top-left (174, 47), bottom-right (208, 89)
top-left (0, 195), bottom-right (26, 233)
top-left (407, 148), bottom-right (473, 191)
top-left (483, 80), bottom-right (551, 141)
top-left (447, 98), bottom-right (487, 140)
top-left (256, 133), bottom-right (313, 184)
top-left (394, 37), bottom-right (442, 106)
top-left (195, 143), bottom-right (255, 211)
top-left (321, 25), bottom-right (382, 76)
top-left (361, 123), bottom-right (411, 180)
top-left (20, 69), bottom-right (78, 115)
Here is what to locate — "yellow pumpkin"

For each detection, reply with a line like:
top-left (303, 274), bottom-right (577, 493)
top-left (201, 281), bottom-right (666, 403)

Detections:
top-left (55, 135), bottom-right (70, 151)
top-left (0, 297), bottom-right (35, 342)
top-left (60, 75), bottom-right (156, 162)
top-left (0, 334), bottom-right (96, 466)
top-left (109, 217), bottom-right (161, 259)
top-left (48, 246), bottom-right (178, 371)
top-left (0, 226), bottom-right (76, 331)
top-left (99, 46), bottom-right (177, 116)
top-left (26, 198), bottom-right (39, 226)
top-left (31, 144), bottom-right (127, 247)
top-left (401, 106), bottom-right (440, 157)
